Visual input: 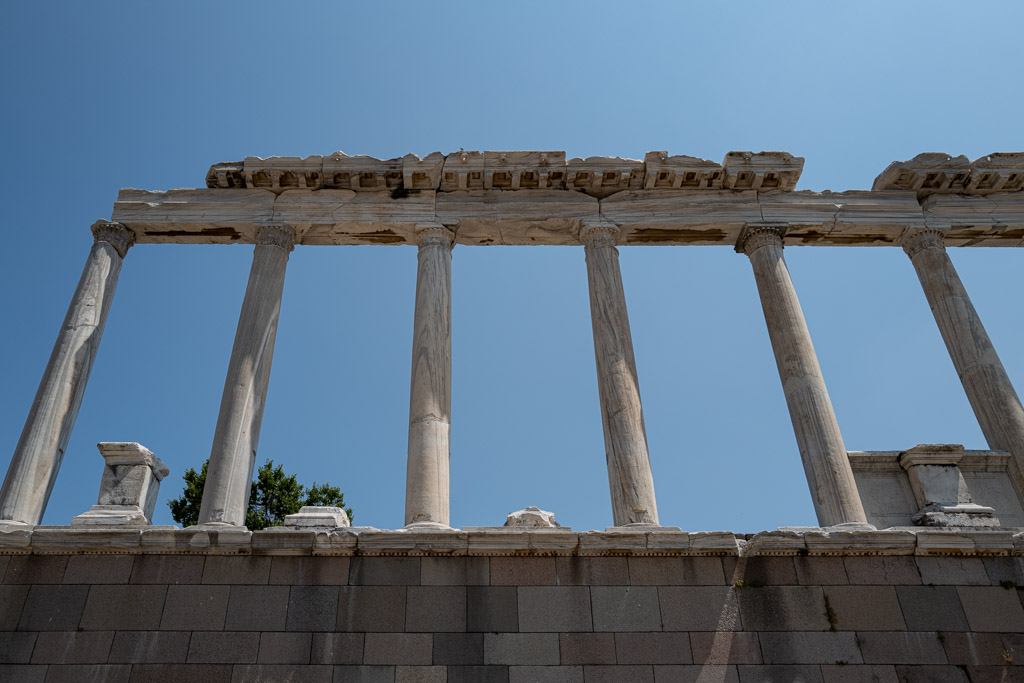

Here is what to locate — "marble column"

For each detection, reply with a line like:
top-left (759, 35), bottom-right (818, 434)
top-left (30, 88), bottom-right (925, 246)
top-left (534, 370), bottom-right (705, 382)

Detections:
top-left (0, 220), bottom-right (134, 526)
top-left (405, 225), bottom-right (454, 528)
top-left (198, 225), bottom-right (295, 527)
top-left (739, 224), bottom-right (868, 527)
top-left (903, 227), bottom-right (1024, 475)
top-left (581, 221), bottom-right (660, 526)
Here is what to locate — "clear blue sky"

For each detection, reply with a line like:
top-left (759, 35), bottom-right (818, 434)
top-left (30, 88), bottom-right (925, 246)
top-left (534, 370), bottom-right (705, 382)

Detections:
top-left (1, 2), bottom-right (1021, 532)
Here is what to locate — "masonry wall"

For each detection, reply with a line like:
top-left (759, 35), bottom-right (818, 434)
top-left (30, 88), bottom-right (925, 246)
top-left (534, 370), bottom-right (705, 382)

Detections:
top-left (2, 551), bottom-right (1023, 683)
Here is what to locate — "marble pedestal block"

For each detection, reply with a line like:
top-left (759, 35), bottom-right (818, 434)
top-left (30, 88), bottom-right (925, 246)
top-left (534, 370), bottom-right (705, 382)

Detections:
top-left (284, 505), bottom-right (351, 528)
top-left (72, 442), bottom-right (169, 526)
top-left (899, 444), bottom-right (997, 527)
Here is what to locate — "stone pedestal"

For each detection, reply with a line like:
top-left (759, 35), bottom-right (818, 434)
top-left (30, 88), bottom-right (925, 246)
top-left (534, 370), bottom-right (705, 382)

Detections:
top-left (405, 225), bottom-right (454, 529)
top-left (581, 221), bottom-right (660, 527)
top-left (284, 506), bottom-right (351, 529)
top-left (738, 224), bottom-right (868, 527)
top-left (199, 225), bottom-right (295, 527)
top-left (899, 444), bottom-right (997, 526)
top-left (72, 442), bottom-right (169, 526)
top-left (505, 506), bottom-right (560, 528)
top-left (0, 221), bottom-right (134, 526)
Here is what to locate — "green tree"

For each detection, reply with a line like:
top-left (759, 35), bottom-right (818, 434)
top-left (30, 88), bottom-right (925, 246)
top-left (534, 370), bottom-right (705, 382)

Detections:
top-left (168, 458), bottom-right (353, 530)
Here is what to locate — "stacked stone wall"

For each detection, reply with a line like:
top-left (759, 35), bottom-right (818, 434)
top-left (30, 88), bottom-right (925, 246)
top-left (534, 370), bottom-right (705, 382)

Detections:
top-left (2, 552), bottom-right (1023, 682)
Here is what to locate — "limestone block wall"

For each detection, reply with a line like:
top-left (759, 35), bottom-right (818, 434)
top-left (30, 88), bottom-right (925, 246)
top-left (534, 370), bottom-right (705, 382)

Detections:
top-left (2, 535), bottom-right (1024, 683)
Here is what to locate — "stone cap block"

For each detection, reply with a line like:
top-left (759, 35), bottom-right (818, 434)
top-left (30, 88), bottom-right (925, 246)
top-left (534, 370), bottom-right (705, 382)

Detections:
top-left (283, 506), bottom-right (351, 529)
top-left (96, 443), bottom-right (168, 480)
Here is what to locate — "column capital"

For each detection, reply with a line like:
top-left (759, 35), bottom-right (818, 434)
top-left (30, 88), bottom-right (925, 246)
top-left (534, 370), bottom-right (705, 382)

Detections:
top-left (579, 220), bottom-right (620, 248)
top-left (255, 224), bottom-right (296, 252)
top-left (91, 220), bottom-right (135, 258)
top-left (736, 222), bottom-right (786, 255)
top-left (415, 224), bottom-right (455, 249)
top-left (900, 226), bottom-right (946, 258)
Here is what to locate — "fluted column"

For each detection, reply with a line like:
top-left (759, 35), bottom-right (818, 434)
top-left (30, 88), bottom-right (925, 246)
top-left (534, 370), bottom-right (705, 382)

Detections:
top-left (1, 220), bottom-right (134, 526)
top-left (738, 224), bottom-right (868, 527)
top-left (903, 227), bottom-right (1024, 476)
top-left (405, 224), bottom-right (454, 528)
top-left (199, 225), bottom-right (295, 527)
top-left (582, 221), bottom-right (660, 526)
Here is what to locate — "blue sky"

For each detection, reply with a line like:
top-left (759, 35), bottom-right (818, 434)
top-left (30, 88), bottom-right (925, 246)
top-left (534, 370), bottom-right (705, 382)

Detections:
top-left (1, 2), bottom-right (1021, 532)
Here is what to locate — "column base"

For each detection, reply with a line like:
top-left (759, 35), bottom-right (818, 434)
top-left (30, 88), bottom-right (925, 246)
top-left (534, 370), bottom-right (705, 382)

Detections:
top-left (403, 521), bottom-right (456, 532)
top-left (604, 524), bottom-right (683, 532)
top-left (71, 505), bottom-right (150, 527)
top-left (284, 506), bottom-right (351, 529)
top-left (0, 520), bottom-right (34, 533)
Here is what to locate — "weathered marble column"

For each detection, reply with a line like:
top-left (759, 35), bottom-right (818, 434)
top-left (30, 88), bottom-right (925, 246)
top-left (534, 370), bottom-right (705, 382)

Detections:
top-left (0, 220), bottom-right (134, 526)
top-left (581, 221), bottom-right (660, 526)
top-left (738, 224), bottom-right (868, 527)
top-left (903, 227), bottom-right (1024, 477)
top-left (405, 225), bottom-right (454, 528)
top-left (198, 225), bottom-right (295, 527)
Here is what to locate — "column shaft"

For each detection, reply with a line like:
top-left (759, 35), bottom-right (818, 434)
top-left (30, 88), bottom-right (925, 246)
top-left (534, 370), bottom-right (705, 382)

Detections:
top-left (199, 225), bottom-right (294, 526)
top-left (1, 221), bottom-right (134, 525)
top-left (741, 225), bottom-right (867, 527)
top-left (904, 228), bottom-right (1024, 472)
top-left (582, 223), bottom-right (659, 526)
top-left (405, 226), bottom-right (453, 527)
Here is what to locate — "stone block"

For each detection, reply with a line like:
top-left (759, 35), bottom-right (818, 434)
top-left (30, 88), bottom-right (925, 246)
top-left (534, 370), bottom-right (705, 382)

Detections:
top-left (446, 666), bottom-right (509, 683)
top-left (758, 631), bottom-right (863, 664)
top-left (422, 557), bottom-right (489, 586)
top-left (0, 585), bottom-right (28, 630)
top-left (509, 666), bottom-right (584, 683)
top-left (614, 632), bottom-right (692, 665)
top-left (490, 557), bottom-right (556, 586)
top-left (257, 632), bottom-right (311, 664)
top-left (793, 557), bottom-right (848, 585)
top-left (43, 664), bottom-right (131, 683)
top-left (287, 585), bottom-right (339, 631)
top-left (1001, 634), bottom-right (1024, 663)
top-left (628, 557), bottom-right (725, 586)
top-left (982, 556), bottom-right (1024, 586)
top-left (842, 556), bottom-right (921, 585)
top-left (108, 631), bottom-right (190, 663)
top-left (332, 666), bottom-right (398, 682)
top-left (231, 665), bottom-right (333, 683)
top-left (406, 586), bottom-right (466, 632)
top-left (3, 555), bottom-right (68, 584)
top-left (468, 586), bottom-right (518, 632)
top-left (583, 665), bottom-right (655, 682)
top-left (857, 631), bottom-right (948, 664)
top-left (161, 585), bottom-right (229, 630)
top-left (433, 632), bottom-right (483, 665)
top-left (187, 631), bottom-right (260, 663)
top-left (62, 556), bottom-right (134, 584)
top-left (0, 632), bottom-right (37, 663)
top-left (337, 586), bottom-right (406, 632)
top-left (734, 557), bottom-right (798, 586)
top-left (963, 666), bottom-right (1022, 683)
top-left (591, 586), bottom-right (662, 631)
top-left (225, 585), bottom-right (290, 631)
top-left (892, 665), bottom-right (969, 682)
top-left (895, 586), bottom-right (969, 631)
top-left (202, 556), bottom-right (271, 585)
top-left (311, 633), bottom-right (364, 665)
top-left (349, 557), bottom-right (421, 585)
top-left (364, 633), bottom-right (433, 665)
top-left (518, 586), bottom-right (592, 632)
top-left (18, 585), bottom-right (89, 631)
top-left (736, 586), bottom-right (829, 631)
top-left (654, 665), bottom-right (740, 683)
top-left (130, 555), bottom-right (205, 584)
top-left (128, 663), bottom-right (234, 683)
top-left (396, 666), bottom-right (447, 683)
top-left (822, 586), bottom-right (906, 630)
top-left (0, 664), bottom-right (46, 683)
top-left (30, 630), bottom-right (114, 664)
top-left (735, 664), bottom-right (822, 682)
top-left (956, 585), bottom-right (1024, 631)
top-left (916, 557), bottom-right (989, 585)
top-left (484, 633), bottom-right (559, 665)
top-left (269, 556), bottom-right (350, 585)
top-left (556, 557), bottom-right (628, 586)
top-left (940, 632), bottom-right (1008, 665)
top-left (559, 633), bottom-right (615, 664)
top-left (819, 664), bottom-right (898, 683)
top-left (80, 584), bottom-right (166, 630)
top-left (659, 586), bottom-right (741, 631)
top-left (690, 632), bottom-right (763, 664)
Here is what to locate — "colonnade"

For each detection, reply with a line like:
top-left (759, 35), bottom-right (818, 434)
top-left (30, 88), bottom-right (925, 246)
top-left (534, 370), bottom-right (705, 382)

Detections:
top-left (2, 219), bottom-right (1023, 530)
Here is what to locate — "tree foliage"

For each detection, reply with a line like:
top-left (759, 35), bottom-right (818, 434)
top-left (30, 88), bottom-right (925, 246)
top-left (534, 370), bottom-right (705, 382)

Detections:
top-left (168, 458), bottom-right (353, 530)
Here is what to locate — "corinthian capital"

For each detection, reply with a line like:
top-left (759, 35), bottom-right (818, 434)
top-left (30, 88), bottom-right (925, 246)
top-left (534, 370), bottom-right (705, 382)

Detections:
top-left (736, 223), bottom-right (785, 256)
top-left (255, 224), bottom-right (296, 252)
top-left (90, 220), bottom-right (135, 258)
top-left (579, 220), bottom-right (620, 248)
top-left (901, 227), bottom-right (946, 258)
